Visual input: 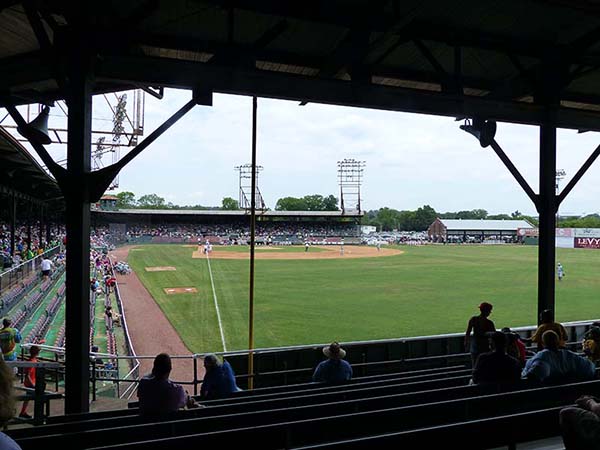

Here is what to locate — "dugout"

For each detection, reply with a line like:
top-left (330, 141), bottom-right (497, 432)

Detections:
top-left (6, 0), bottom-right (600, 412)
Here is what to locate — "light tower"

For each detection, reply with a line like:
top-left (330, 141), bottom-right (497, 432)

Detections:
top-left (556, 169), bottom-right (566, 228)
top-left (1, 89), bottom-right (145, 190)
top-left (337, 159), bottom-right (366, 214)
top-left (235, 163), bottom-right (266, 211)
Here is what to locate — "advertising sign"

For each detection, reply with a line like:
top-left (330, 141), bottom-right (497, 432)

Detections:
top-left (575, 237), bottom-right (600, 249)
top-left (518, 228), bottom-right (538, 237)
top-left (574, 228), bottom-right (600, 238)
top-left (556, 228), bottom-right (573, 237)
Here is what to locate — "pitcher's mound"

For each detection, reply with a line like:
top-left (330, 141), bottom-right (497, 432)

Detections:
top-left (146, 266), bottom-right (177, 272)
top-left (163, 287), bottom-right (198, 294)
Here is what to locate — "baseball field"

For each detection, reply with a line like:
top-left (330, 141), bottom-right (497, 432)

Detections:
top-left (126, 244), bottom-right (600, 354)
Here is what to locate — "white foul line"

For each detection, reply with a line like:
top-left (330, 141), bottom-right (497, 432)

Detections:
top-left (206, 253), bottom-right (227, 352)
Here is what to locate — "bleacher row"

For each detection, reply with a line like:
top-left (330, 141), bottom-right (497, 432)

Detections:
top-left (54, 325), bottom-right (65, 348)
top-left (0, 275), bottom-right (38, 314)
top-left (9, 269), bottom-right (65, 337)
top-left (8, 349), bottom-right (596, 449)
top-left (24, 281), bottom-right (66, 345)
top-left (106, 329), bottom-right (117, 356)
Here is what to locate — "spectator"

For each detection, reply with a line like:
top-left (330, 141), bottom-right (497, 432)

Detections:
top-left (40, 256), bottom-right (53, 281)
top-left (560, 395), bottom-right (600, 450)
top-left (522, 330), bottom-right (595, 383)
top-left (200, 354), bottom-right (241, 400)
top-left (0, 318), bottom-right (22, 362)
top-left (531, 309), bottom-right (568, 350)
top-left (90, 345), bottom-right (104, 365)
top-left (105, 275), bottom-right (116, 294)
top-left (502, 327), bottom-right (527, 367)
top-left (104, 306), bottom-right (113, 331)
top-left (19, 345), bottom-right (40, 419)
top-left (0, 358), bottom-right (21, 449)
top-left (137, 353), bottom-right (196, 415)
top-left (465, 302), bottom-right (496, 366)
top-left (312, 342), bottom-right (353, 384)
top-left (582, 324), bottom-right (600, 363)
top-left (472, 331), bottom-right (521, 385)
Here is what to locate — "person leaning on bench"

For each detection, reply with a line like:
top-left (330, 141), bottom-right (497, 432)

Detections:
top-left (200, 354), bottom-right (241, 400)
top-left (137, 353), bottom-right (198, 415)
top-left (522, 330), bottom-right (595, 383)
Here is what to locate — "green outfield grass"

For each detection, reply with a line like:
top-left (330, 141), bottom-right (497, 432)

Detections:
top-left (127, 244), bottom-right (600, 354)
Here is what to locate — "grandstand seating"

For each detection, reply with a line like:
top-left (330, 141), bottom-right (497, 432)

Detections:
top-left (292, 407), bottom-right (563, 449)
top-left (54, 325), bottom-right (65, 347)
top-left (7, 319), bottom-right (595, 449)
top-left (10, 355), bottom-right (599, 450)
top-left (0, 275), bottom-right (38, 314)
top-left (12, 373), bottom-right (597, 449)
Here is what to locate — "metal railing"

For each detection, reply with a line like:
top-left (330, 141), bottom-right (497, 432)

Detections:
top-left (0, 245), bottom-right (61, 294)
top-left (19, 318), bottom-right (599, 406)
top-left (110, 258), bottom-right (140, 399)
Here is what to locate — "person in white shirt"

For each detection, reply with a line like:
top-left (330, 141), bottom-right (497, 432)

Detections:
top-left (557, 262), bottom-right (565, 281)
top-left (40, 257), bottom-right (53, 280)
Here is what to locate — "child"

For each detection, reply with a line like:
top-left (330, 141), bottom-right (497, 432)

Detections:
top-left (19, 345), bottom-right (40, 419)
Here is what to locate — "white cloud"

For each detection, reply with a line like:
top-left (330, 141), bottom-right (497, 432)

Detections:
top-left (6, 88), bottom-right (600, 216)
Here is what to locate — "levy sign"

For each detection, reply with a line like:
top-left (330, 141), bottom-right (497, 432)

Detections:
top-left (575, 237), bottom-right (600, 249)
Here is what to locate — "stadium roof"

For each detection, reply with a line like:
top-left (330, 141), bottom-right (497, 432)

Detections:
top-left (4, 1), bottom-right (600, 130)
top-left (438, 218), bottom-right (533, 231)
top-left (96, 209), bottom-right (362, 218)
top-left (0, 127), bottom-right (62, 202)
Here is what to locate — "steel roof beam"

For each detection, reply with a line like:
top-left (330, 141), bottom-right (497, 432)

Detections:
top-left (95, 53), bottom-right (600, 131)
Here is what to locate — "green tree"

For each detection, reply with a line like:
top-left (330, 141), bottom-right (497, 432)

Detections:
top-left (222, 197), bottom-right (240, 210)
top-left (303, 194), bottom-right (325, 211)
top-left (115, 191), bottom-right (136, 209)
top-left (398, 210), bottom-right (416, 230)
top-left (137, 193), bottom-right (166, 209)
top-left (275, 197), bottom-right (307, 211)
top-left (322, 195), bottom-right (339, 211)
top-left (413, 205), bottom-right (437, 231)
top-left (376, 207), bottom-right (401, 231)
top-left (471, 209), bottom-right (488, 220)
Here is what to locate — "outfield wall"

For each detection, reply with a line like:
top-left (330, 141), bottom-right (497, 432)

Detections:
top-left (557, 228), bottom-right (600, 249)
top-left (526, 228), bottom-right (600, 249)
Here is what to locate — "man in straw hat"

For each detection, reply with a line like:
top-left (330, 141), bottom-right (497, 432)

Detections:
top-left (312, 342), bottom-right (353, 384)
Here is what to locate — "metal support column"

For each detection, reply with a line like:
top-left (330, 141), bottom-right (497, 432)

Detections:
top-left (27, 205), bottom-right (32, 250)
top-left (248, 96), bottom-right (258, 390)
top-left (536, 62), bottom-right (560, 324)
top-left (63, 43), bottom-right (93, 414)
top-left (46, 219), bottom-right (51, 245)
top-left (39, 206), bottom-right (44, 248)
top-left (10, 192), bottom-right (16, 257)
top-left (537, 121), bottom-right (557, 322)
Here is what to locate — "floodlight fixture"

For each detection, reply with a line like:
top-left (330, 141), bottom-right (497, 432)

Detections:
top-left (459, 118), bottom-right (497, 148)
top-left (17, 105), bottom-right (51, 145)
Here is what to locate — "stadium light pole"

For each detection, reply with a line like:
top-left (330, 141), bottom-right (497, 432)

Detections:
top-left (248, 96), bottom-right (258, 389)
top-left (555, 169), bottom-right (566, 228)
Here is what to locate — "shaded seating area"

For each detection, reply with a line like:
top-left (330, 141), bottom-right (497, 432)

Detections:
top-left (8, 349), bottom-right (598, 449)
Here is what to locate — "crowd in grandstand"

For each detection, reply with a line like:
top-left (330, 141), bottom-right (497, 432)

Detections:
top-left (0, 222), bottom-right (65, 270)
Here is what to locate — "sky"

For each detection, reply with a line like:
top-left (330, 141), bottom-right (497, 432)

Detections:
top-left (8, 88), bottom-right (600, 216)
